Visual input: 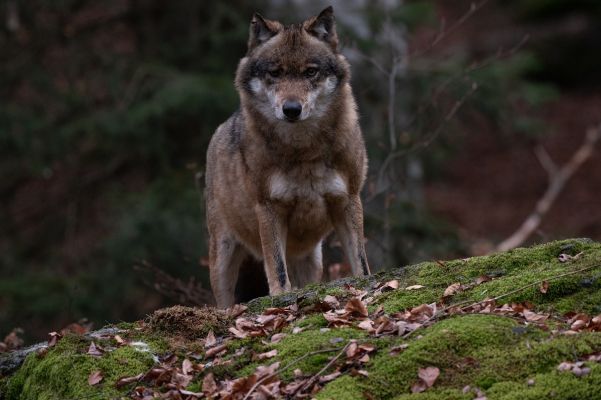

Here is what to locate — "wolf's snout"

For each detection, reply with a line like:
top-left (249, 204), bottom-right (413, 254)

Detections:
top-left (282, 100), bottom-right (302, 121)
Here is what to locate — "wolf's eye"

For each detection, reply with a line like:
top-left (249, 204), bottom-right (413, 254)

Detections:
top-left (305, 67), bottom-right (319, 78)
top-left (268, 69), bottom-right (282, 78)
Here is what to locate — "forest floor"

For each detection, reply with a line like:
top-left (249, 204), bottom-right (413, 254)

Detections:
top-left (2, 238), bottom-right (601, 399)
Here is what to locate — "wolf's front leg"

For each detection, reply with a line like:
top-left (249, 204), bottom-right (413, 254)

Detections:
top-left (209, 233), bottom-right (247, 308)
top-left (331, 195), bottom-right (370, 277)
top-left (255, 203), bottom-right (291, 295)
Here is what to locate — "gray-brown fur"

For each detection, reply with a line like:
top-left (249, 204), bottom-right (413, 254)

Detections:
top-left (205, 6), bottom-right (370, 308)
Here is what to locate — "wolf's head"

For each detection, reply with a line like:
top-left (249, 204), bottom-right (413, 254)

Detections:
top-left (235, 7), bottom-right (350, 127)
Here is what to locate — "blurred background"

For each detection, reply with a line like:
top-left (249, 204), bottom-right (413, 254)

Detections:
top-left (1, 0), bottom-right (600, 343)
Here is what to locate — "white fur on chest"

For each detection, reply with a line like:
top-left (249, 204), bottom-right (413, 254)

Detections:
top-left (268, 164), bottom-right (347, 202)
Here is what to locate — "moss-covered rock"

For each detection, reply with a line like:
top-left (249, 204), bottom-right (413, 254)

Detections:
top-left (1, 238), bottom-right (600, 399)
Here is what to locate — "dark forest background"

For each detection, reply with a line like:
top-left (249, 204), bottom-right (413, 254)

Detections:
top-left (1, 0), bottom-right (600, 342)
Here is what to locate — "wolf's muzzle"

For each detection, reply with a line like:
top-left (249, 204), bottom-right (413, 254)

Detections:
top-left (283, 100), bottom-right (302, 121)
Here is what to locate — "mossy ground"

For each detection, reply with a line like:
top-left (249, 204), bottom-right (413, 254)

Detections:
top-left (3, 334), bottom-right (157, 400)
top-left (2, 239), bottom-right (601, 399)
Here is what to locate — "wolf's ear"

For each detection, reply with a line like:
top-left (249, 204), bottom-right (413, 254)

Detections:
top-left (248, 13), bottom-right (281, 51)
top-left (304, 6), bottom-right (338, 51)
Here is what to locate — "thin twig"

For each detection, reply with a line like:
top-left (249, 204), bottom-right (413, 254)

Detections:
top-left (496, 124), bottom-right (601, 252)
top-left (293, 342), bottom-right (352, 397)
top-left (373, 81), bottom-right (479, 194)
top-left (242, 347), bottom-right (341, 400)
top-left (410, 0), bottom-right (492, 58)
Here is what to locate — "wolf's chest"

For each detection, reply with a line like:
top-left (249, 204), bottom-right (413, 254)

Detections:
top-left (268, 164), bottom-right (347, 203)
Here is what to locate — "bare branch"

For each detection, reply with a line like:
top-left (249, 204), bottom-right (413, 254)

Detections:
top-left (534, 145), bottom-right (558, 178)
top-left (496, 124), bottom-right (601, 252)
top-left (410, 0), bottom-right (492, 58)
top-left (134, 261), bottom-right (215, 305)
top-left (373, 81), bottom-right (479, 194)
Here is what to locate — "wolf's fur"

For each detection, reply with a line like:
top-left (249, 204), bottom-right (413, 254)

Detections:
top-left (205, 6), bottom-right (370, 308)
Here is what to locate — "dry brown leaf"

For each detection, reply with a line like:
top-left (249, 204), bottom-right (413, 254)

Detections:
top-left (475, 275), bottom-right (492, 285)
top-left (523, 310), bottom-right (548, 323)
top-left (345, 297), bottom-right (369, 318)
top-left (88, 370), bottom-right (103, 386)
top-left (228, 304), bottom-right (248, 318)
top-left (385, 279), bottom-right (399, 290)
top-left (571, 319), bottom-right (587, 330)
top-left (202, 372), bottom-right (218, 394)
top-left (443, 283), bottom-right (462, 297)
top-left (115, 373), bottom-right (143, 388)
top-left (320, 371), bottom-right (342, 383)
top-left (418, 366), bottom-right (440, 388)
top-left (47, 332), bottom-right (62, 348)
top-left (182, 359), bottom-right (193, 375)
top-left (323, 295), bottom-right (340, 309)
top-left (389, 344), bottom-right (409, 356)
top-left (406, 285), bottom-right (425, 290)
top-left (346, 341), bottom-right (358, 358)
top-left (254, 349), bottom-right (278, 361)
top-left (205, 343), bottom-right (228, 359)
top-left (114, 335), bottom-right (126, 345)
top-left (411, 379), bottom-right (428, 393)
top-left (205, 330), bottom-right (217, 348)
top-left (87, 342), bottom-right (103, 357)
top-left (540, 281), bottom-right (549, 294)
top-left (270, 333), bottom-right (286, 343)
top-left (357, 320), bottom-right (374, 332)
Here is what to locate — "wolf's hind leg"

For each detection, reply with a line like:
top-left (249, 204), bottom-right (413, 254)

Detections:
top-left (288, 244), bottom-right (324, 289)
top-left (209, 233), bottom-right (247, 308)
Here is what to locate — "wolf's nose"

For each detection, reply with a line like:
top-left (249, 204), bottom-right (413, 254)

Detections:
top-left (282, 100), bottom-right (302, 120)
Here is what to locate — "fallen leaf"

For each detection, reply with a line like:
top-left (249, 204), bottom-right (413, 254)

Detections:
top-left (254, 349), bottom-right (278, 361)
top-left (227, 304), bottom-right (248, 318)
top-left (320, 371), bottom-right (341, 383)
top-left (406, 285), bottom-right (425, 290)
top-left (47, 332), bottom-right (62, 348)
top-left (389, 344), bottom-right (409, 356)
top-left (411, 379), bottom-right (428, 393)
top-left (205, 343), bottom-right (227, 359)
top-left (270, 333), bottom-right (286, 343)
top-left (114, 335), bottom-right (126, 345)
top-left (345, 297), bottom-right (369, 317)
top-left (205, 330), bottom-right (217, 348)
top-left (443, 283), bottom-right (462, 297)
top-left (475, 275), bottom-right (492, 285)
top-left (540, 281), bottom-right (549, 294)
top-left (323, 295), bottom-right (340, 308)
top-left (357, 320), bottom-right (374, 332)
top-left (202, 372), bottom-right (218, 395)
top-left (182, 359), bottom-right (193, 375)
top-left (115, 373), bottom-right (143, 388)
top-left (418, 366), bottom-right (440, 387)
top-left (88, 370), bottom-right (103, 386)
top-left (87, 342), bottom-right (104, 357)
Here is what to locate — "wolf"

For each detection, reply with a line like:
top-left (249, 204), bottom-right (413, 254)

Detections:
top-left (205, 6), bottom-right (370, 308)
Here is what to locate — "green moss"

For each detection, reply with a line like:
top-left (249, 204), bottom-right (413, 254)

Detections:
top-left (293, 313), bottom-right (329, 329)
top-left (326, 313), bottom-right (601, 399)
top-left (316, 375), bottom-right (365, 399)
top-left (375, 239), bottom-right (601, 315)
top-left (5, 239), bottom-right (601, 399)
top-left (392, 389), bottom-right (471, 400)
top-left (486, 363), bottom-right (601, 399)
top-left (4, 335), bottom-right (155, 400)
